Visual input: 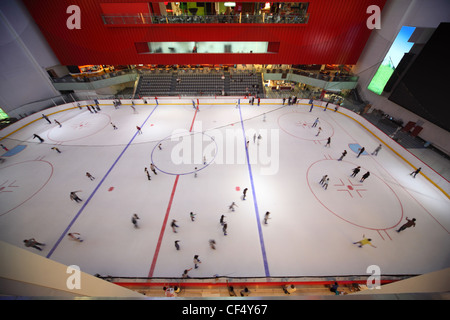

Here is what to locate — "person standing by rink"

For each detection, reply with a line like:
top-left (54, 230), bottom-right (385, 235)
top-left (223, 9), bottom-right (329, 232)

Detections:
top-left (309, 99), bottom-right (314, 112)
top-left (410, 167), bottom-right (421, 178)
top-left (396, 217), bottom-right (416, 233)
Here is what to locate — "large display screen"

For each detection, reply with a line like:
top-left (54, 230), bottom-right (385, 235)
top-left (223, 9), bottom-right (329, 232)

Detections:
top-left (368, 26), bottom-right (416, 95)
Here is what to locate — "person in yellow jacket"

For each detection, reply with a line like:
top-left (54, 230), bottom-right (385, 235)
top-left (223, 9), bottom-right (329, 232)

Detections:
top-left (353, 235), bottom-right (376, 248)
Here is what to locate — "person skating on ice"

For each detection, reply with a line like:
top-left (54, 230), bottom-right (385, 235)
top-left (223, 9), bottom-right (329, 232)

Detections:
top-left (371, 144), bottom-right (382, 156)
top-left (360, 171), bottom-right (370, 182)
top-left (220, 215), bottom-right (226, 226)
top-left (396, 217), bottom-right (416, 233)
top-left (410, 167), bottom-right (421, 178)
top-left (131, 214), bottom-right (140, 228)
top-left (357, 147), bottom-right (365, 158)
top-left (144, 167), bottom-right (151, 180)
top-left (174, 240), bottom-right (181, 250)
top-left (315, 127), bottom-right (322, 136)
top-left (242, 188), bottom-right (248, 200)
top-left (322, 177), bottom-right (330, 190)
top-left (209, 239), bottom-right (216, 250)
top-left (33, 134), bottom-right (44, 143)
top-left (54, 119), bottom-right (62, 127)
top-left (222, 223), bottom-right (228, 236)
top-left (190, 212), bottom-right (196, 221)
top-left (351, 166), bottom-right (360, 178)
top-left (68, 232), bottom-right (83, 242)
top-left (86, 172), bottom-right (95, 180)
top-left (150, 163), bottom-right (157, 175)
top-left (264, 211), bottom-right (271, 224)
top-left (23, 238), bottom-right (45, 251)
top-left (171, 219), bottom-right (179, 233)
top-left (312, 118), bottom-right (319, 128)
top-left (325, 137), bottom-right (331, 147)
top-left (193, 255), bottom-right (201, 269)
top-left (337, 150), bottom-right (347, 161)
top-left (51, 147), bottom-right (61, 153)
top-left (228, 202), bottom-right (238, 212)
top-left (70, 191), bottom-right (82, 203)
top-left (182, 268), bottom-right (192, 278)
top-left (42, 114), bottom-right (51, 124)
top-left (319, 175), bottom-right (328, 185)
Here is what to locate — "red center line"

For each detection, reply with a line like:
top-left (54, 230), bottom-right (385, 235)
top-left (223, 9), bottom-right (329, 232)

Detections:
top-left (147, 103), bottom-right (199, 278)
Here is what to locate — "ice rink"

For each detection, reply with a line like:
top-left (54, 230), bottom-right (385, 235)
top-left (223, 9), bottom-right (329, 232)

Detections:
top-left (1, 98), bottom-right (449, 279)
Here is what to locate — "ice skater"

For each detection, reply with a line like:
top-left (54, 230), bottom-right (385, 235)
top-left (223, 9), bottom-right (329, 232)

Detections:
top-left (353, 235), bottom-right (376, 248)
top-left (86, 172), bottom-right (95, 180)
top-left (111, 122), bottom-right (118, 130)
top-left (193, 255), bottom-right (202, 269)
top-left (351, 166), bottom-right (361, 178)
top-left (325, 137), bottom-right (331, 147)
top-left (190, 212), bottom-right (196, 221)
top-left (150, 163), bottom-right (157, 175)
top-left (131, 214), bottom-right (140, 228)
top-left (371, 144), bottom-right (382, 156)
top-left (54, 119), bottom-right (62, 127)
top-left (309, 99), bottom-right (314, 112)
top-left (242, 188), bottom-right (248, 200)
top-left (23, 238), bottom-right (45, 251)
top-left (194, 167), bottom-right (198, 178)
top-left (1, 144), bottom-right (8, 151)
top-left (264, 211), bottom-right (271, 224)
top-left (42, 114), bottom-right (51, 124)
top-left (144, 167), bottom-right (151, 180)
top-left (70, 190), bottom-right (82, 203)
top-left (51, 147), bottom-right (61, 153)
top-left (136, 126), bottom-right (142, 134)
top-left (312, 118), bottom-right (319, 128)
top-left (322, 177), bottom-right (330, 190)
top-left (315, 127), bottom-right (322, 136)
top-left (319, 175), bottom-right (328, 185)
top-left (356, 147), bottom-right (365, 158)
top-left (67, 232), bottom-right (83, 242)
top-left (410, 167), bottom-right (421, 178)
top-left (171, 219), bottom-right (179, 233)
top-left (396, 217), bottom-right (416, 233)
top-left (220, 215), bottom-right (226, 226)
top-left (182, 268), bottom-right (192, 278)
top-left (228, 202), bottom-right (238, 212)
top-left (222, 223), bottom-right (228, 236)
top-left (360, 171), bottom-right (370, 182)
top-left (337, 150), bottom-right (347, 161)
top-left (174, 240), bottom-right (181, 250)
top-left (33, 134), bottom-right (44, 143)
top-left (158, 143), bottom-right (162, 150)
top-left (209, 239), bottom-right (216, 250)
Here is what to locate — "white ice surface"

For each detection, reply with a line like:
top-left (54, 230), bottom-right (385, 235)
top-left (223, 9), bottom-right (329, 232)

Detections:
top-left (1, 99), bottom-right (449, 279)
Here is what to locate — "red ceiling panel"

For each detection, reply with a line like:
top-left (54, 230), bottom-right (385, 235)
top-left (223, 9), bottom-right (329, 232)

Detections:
top-left (21, 0), bottom-right (386, 65)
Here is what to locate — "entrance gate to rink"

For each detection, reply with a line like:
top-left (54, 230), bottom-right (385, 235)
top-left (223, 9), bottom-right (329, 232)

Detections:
top-left (103, 275), bottom-right (413, 297)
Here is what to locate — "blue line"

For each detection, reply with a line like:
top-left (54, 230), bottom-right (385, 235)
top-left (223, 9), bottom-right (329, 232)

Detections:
top-left (237, 105), bottom-right (270, 277)
top-left (46, 105), bottom-right (159, 258)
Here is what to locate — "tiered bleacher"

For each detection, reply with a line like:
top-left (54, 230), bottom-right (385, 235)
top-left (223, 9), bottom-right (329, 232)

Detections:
top-left (175, 72), bottom-right (225, 95)
top-left (229, 70), bottom-right (264, 96)
top-left (138, 73), bottom-right (172, 96)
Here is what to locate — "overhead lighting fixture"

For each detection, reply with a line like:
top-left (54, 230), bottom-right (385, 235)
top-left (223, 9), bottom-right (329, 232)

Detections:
top-left (224, 2), bottom-right (236, 7)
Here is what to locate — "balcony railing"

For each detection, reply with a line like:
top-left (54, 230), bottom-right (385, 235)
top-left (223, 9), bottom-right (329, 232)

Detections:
top-left (101, 13), bottom-right (309, 25)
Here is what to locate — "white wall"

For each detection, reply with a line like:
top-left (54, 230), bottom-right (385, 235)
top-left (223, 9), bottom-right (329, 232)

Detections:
top-left (353, 0), bottom-right (450, 154)
top-left (0, 0), bottom-right (60, 115)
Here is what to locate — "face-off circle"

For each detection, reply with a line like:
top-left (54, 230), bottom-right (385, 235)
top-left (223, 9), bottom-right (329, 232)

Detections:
top-left (0, 160), bottom-right (53, 217)
top-left (151, 131), bottom-right (218, 175)
top-left (306, 159), bottom-right (404, 230)
top-left (47, 112), bottom-right (111, 143)
top-left (277, 111), bottom-right (334, 141)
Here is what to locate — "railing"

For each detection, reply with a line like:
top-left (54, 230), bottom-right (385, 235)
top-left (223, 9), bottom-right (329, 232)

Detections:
top-left (264, 67), bottom-right (359, 83)
top-left (101, 13), bottom-right (309, 25)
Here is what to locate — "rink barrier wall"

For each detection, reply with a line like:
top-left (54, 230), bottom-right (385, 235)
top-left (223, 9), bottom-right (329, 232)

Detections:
top-left (1, 98), bottom-right (448, 200)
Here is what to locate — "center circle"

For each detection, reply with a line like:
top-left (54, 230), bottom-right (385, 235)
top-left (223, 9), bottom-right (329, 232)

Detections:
top-left (150, 131), bottom-right (218, 175)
